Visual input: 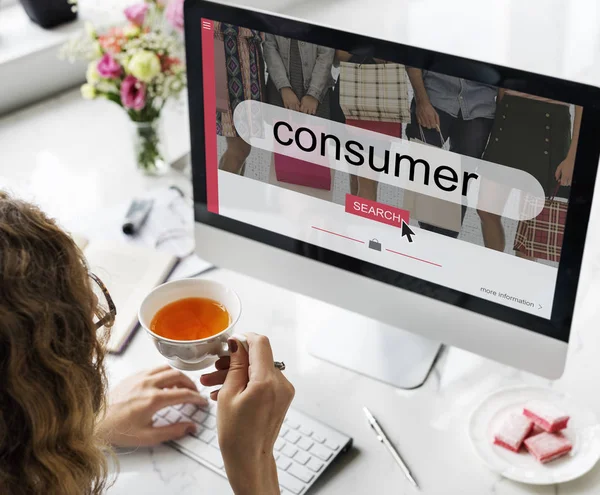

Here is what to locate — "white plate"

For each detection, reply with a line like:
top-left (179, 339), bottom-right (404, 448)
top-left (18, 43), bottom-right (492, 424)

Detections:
top-left (469, 385), bottom-right (600, 485)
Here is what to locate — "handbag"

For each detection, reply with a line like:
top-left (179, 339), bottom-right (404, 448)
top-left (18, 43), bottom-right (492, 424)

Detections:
top-left (273, 154), bottom-right (332, 190)
top-left (513, 184), bottom-right (567, 261)
top-left (369, 239), bottom-right (382, 251)
top-left (338, 61), bottom-right (411, 123)
top-left (273, 122), bottom-right (331, 190)
top-left (345, 119), bottom-right (401, 137)
top-left (402, 126), bottom-right (463, 232)
top-left (214, 37), bottom-right (229, 113)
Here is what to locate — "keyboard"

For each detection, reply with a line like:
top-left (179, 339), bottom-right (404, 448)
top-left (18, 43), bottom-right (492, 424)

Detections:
top-left (153, 385), bottom-right (353, 494)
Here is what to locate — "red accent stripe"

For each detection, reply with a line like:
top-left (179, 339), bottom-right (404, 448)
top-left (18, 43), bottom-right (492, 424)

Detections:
top-left (385, 249), bottom-right (442, 267)
top-left (201, 19), bottom-right (219, 214)
top-left (311, 226), bottom-right (365, 243)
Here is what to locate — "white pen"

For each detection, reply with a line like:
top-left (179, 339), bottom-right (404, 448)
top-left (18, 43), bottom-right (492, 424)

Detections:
top-left (363, 406), bottom-right (419, 489)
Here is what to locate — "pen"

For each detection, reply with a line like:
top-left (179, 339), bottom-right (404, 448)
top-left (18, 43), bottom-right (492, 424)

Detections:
top-left (363, 406), bottom-right (419, 489)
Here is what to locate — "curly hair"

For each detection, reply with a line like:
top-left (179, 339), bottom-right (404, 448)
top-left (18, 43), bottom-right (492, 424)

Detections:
top-left (0, 191), bottom-right (113, 494)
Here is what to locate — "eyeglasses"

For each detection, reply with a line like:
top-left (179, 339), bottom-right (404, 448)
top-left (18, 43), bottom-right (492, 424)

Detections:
top-left (89, 272), bottom-right (117, 329)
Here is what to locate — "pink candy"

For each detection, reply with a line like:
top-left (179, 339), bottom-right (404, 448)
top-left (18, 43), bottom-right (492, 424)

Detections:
top-left (523, 400), bottom-right (570, 433)
top-left (493, 414), bottom-right (534, 452)
top-left (524, 432), bottom-right (573, 463)
top-left (492, 400), bottom-right (573, 464)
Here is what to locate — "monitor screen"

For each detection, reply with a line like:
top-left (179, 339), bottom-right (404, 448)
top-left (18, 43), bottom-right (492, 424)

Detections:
top-left (187, 3), bottom-right (600, 344)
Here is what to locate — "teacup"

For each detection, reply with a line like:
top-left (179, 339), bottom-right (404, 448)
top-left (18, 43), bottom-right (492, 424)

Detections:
top-left (139, 278), bottom-right (242, 371)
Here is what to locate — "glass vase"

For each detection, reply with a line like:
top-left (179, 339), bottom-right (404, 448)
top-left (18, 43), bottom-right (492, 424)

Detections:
top-left (132, 119), bottom-right (169, 176)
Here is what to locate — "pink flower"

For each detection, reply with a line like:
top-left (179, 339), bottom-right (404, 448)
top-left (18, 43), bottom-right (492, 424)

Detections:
top-left (121, 75), bottom-right (146, 110)
top-left (124, 3), bottom-right (148, 26)
top-left (165, 0), bottom-right (184, 32)
top-left (96, 54), bottom-right (122, 79)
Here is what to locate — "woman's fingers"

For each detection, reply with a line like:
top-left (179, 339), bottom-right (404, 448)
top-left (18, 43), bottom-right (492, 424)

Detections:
top-left (245, 333), bottom-right (275, 381)
top-left (215, 357), bottom-right (230, 371)
top-left (150, 368), bottom-right (198, 391)
top-left (210, 389), bottom-right (220, 401)
top-left (147, 364), bottom-right (172, 375)
top-left (154, 387), bottom-right (208, 410)
top-left (200, 369), bottom-right (229, 387)
top-left (144, 421), bottom-right (196, 446)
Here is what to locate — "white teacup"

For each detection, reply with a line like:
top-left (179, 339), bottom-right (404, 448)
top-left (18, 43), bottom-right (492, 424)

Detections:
top-left (138, 278), bottom-right (242, 371)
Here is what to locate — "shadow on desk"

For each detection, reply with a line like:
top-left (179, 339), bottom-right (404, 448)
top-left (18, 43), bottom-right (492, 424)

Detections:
top-left (309, 446), bottom-right (361, 492)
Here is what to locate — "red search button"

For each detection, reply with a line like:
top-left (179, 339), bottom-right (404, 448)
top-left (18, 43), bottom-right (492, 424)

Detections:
top-left (345, 194), bottom-right (410, 229)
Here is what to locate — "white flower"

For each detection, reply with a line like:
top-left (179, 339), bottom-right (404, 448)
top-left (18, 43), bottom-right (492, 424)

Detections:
top-left (128, 50), bottom-right (161, 82)
top-left (81, 84), bottom-right (96, 100)
top-left (92, 41), bottom-right (103, 58)
top-left (85, 21), bottom-right (97, 39)
top-left (86, 61), bottom-right (100, 83)
top-left (96, 81), bottom-right (119, 94)
top-left (123, 24), bottom-right (141, 38)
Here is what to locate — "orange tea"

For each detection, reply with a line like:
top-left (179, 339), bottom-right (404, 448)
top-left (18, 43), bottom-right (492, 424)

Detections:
top-left (150, 297), bottom-right (230, 341)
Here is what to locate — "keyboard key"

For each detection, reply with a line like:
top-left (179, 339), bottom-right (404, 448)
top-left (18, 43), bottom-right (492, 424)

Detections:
top-left (209, 437), bottom-right (221, 451)
top-left (285, 430), bottom-right (301, 444)
top-left (156, 408), bottom-right (170, 417)
top-left (274, 438), bottom-right (285, 451)
top-left (274, 453), bottom-right (280, 461)
top-left (282, 444), bottom-right (298, 458)
top-left (173, 435), bottom-right (224, 469)
top-left (199, 429), bottom-right (215, 444)
top-left (297, 437), bottom-right (313, 451)
top-left (191, 426), bottom-right (205, 439)
top-left (309, 443), bottom-right (332, 461)
top-left (293, 450), bottom-right (310, 465)
top-left (173, 404), bottom-right (184, 410)
top-left (299, 426), bottom-right (313, 436)
top-left (276, 456), bottom-right (292, 471)
top-left (280, 426), bottom-right (289, 438)
top-left (191, 410), bottom-right (208, 424)
top-left (325, 439), bottom-right (339, 451)
top-left (288, 463), bottom-right (314, 483)
top-left (306, 457), bottom-right (324, 473)
top-left (153, 417), bottom-right (169, 427)
top-left (286, 419), bottom-right (301, 430)
top-left (312, 434), bottom-right (326, 444)
top-left (181, 404), bottom-right (198, 417)
top-left (165, 410), bottom-right (182, 423)
top-left (277, 469), bottom-right (304, 494)
top-left (203, 415), bottom-right (218, 430)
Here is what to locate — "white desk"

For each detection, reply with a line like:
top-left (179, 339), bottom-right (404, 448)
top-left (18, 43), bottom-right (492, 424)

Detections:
top-left (2, 0), bottom-right (600, 491)
top-left (2, 87), bottom-right (600, 495)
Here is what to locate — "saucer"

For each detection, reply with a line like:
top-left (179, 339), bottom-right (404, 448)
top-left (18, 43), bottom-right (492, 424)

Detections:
top-left (469, 385), bottom-right (600, 485)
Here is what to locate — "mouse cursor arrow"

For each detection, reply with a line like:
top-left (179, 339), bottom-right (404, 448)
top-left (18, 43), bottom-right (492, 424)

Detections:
top-left (401, 221), bottom-right (415, 243)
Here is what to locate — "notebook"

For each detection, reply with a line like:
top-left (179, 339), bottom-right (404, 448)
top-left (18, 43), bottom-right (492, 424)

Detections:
top-left (77, 237), bottom-right (179, 353)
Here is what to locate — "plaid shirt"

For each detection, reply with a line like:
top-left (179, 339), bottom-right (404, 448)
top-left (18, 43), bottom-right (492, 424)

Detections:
top-left (422, 72), bottom-right (497, 120)
top-left (514, 193), bottom-right (567, 262)
top-left (339, 62), bottom-right (411, 123)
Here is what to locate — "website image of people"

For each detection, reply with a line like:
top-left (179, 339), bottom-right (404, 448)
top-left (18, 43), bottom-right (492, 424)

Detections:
top-left (201, 19), bottom-right (581, 316)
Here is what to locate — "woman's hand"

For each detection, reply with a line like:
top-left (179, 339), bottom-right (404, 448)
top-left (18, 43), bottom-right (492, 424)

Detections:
top-left (415, 99), bottom-right (440, 129)
top-left (97, 365), bottom-right (207, 447)
top-left (201, 333), bottom-right (295, 495)
top-left (555, 154), bottom-right (575, 186)
top-left (281, 87), bottom-right (301, 111)
top-left (300, 95), bottom-right (319, 115)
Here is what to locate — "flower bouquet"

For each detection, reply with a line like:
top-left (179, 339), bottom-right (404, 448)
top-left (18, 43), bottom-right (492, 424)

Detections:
top-left (61, 0), bottom-right (185, 175)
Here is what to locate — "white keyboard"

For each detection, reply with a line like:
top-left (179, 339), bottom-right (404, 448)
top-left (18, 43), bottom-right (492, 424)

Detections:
top-left (153, 385), bottom-right (352, 494)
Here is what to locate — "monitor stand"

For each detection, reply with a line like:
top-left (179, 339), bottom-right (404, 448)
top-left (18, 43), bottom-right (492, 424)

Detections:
top-left (307, 305), bottom-right (442, 389)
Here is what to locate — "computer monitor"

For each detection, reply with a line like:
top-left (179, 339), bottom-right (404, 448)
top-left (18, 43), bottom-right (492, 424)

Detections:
top-left (184, 0), bottom-right (600, 386)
